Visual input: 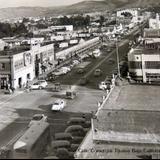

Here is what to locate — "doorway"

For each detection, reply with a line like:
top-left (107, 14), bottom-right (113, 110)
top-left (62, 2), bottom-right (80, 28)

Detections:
top-left (18, 77), bottom-right (22, 88)
top-left (0, 78), bottom-right (7, 89)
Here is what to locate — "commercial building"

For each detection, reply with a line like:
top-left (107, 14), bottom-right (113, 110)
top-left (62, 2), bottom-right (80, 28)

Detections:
top-left (149, 13), bottom-right (160, 29)
top-left (143, 28), bottom-right (160, 38)
top-left (49, 25), bottom-right (73, 32)
top-left (55, 37), bottom-right (101, 60)
top-left (0, 43), bottom-right (55, 89)
top-left (128, 45), bottom-right (160, 83)
top-left (117, 8), bottom-right (139, 18)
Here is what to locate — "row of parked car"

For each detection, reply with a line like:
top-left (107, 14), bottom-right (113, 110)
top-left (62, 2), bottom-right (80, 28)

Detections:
top-left (47, 49), bottom-right (102, 82)
top-left (46, 117), bottom-right (91, 159)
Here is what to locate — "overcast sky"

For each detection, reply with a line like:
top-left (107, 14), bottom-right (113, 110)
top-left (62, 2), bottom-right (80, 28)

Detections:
top-left (0, 0), bottom-right (87, 8)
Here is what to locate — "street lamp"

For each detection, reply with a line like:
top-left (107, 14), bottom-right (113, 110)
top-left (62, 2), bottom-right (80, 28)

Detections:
top-left (116, 38), bottom-right (121, 78)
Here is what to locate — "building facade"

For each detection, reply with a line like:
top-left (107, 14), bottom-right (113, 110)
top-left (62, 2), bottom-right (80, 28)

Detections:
top-left (0, 39), bottom-right (6, 51)
top-left (149, 13), bottom-right (160, 29)
top-left (128, 45), bottom-right (160, 83)
top-left (117, 8), bottom-right (139, 18)
top-left (0, 43), bottom-right (55, 89)
top-left (55, 37), bottom-right (101, 61)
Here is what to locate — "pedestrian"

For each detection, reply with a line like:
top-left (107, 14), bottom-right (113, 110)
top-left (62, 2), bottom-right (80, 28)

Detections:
top-left (11, 87), bottom-right (15, 94)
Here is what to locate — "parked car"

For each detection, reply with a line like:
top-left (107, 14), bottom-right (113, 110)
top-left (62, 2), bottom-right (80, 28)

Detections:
top-left (28, 114), bottom-right (48, 127)
top-left (72, 60), bottom-right (80, 66)
top-left (92, 49), bottom-right (101, 58)
top-left (56, 148), bottom-right (71, 159)
top-left (67, 118), bottom-right (91, 128)
top-left (77, 68), bottom-right (85, 74)
top-left (30, 80), bottom-right (48, 90)
top-left (52, 83), bottom-right (62, 92)
top-left (55, 133), bottom-right (73, 142)
top-left (52, 70), bottom-right (65, 76)
top-left (108, 58), bottom-right (115, 64)
top-left (52, 140), bottom-right (71, 150)
top-left (94, 69), bottom-right (102, 77)
top-left (98, 81), bottom-right (111, 90)
top-left (66, 90), bottom-right (77, 99)
top-left (52, 99), bottom-right (66, 111)
top-left (60, 67), bottom-right (71, 74)
top-left (65, 125), bottom-right (86, 136)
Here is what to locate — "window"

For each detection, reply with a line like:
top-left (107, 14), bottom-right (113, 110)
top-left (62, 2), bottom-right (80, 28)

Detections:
top-left (145, 61), bottom-right (160, 69)
top-left (129, 61), bottom-right (142, 69)
top-left (15, 148), bottom-right (27, 154)
top-left (0, 63), bottom-right (5, 70)
top-left (27, 74), bottom-right (30, 80)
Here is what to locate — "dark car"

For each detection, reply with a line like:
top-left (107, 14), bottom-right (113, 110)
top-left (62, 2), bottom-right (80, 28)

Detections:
top-left (67, 118), bottom-right (91, 128)
top-left (79, 78), bottom-right (89, 86)
top-left (65, 125), bottom-right (86, 137)
top-left (94, 69), bottom-right (102, 77)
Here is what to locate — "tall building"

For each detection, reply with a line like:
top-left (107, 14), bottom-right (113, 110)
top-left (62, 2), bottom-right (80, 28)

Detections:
top-left (128, 32), bottom-right (160, 83)
top-left (149, 13), bottom-right (160, 29)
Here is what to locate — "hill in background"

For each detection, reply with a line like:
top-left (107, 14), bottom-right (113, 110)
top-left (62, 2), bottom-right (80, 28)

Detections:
top-left (0, 0), bottom-right (159, 20)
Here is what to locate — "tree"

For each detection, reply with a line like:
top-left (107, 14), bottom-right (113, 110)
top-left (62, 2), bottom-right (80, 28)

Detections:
top-left (99, 15), bottom-right (105, 26)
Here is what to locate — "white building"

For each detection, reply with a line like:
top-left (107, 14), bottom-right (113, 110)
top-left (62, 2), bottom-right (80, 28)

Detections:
top-left (128, 44), bottom-right (160, 83)
top-left (0, 43), bottom-right (55, 89)
top-left (0, 39), bottom-right (6, 51)
top-left (49, 25), bottom-right (73, 32)
top-left (149, 13), bottom-right (160, 29)
top-left (131, 15), bottom-right (144, 24)
top-left (21, 38), bottom-right (45, 45)
top-left (117, 8), bottom-right (139, 18)
top-left (56, 37), bottom-right (101, 60)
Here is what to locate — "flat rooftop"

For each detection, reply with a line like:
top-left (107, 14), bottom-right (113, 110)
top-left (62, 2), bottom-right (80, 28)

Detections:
top-left (94, 110), bottom-right (160, 134)
top-left (75, 84), bottom-right (160, 159)
top-left (0, 46), bottom-right (30, 56)
top-left (93, 110), bottom-right (160, 144)
top-left (130, 46), bottom-right (160, 55)
top-left (104, 84), bottom-right (160, 111)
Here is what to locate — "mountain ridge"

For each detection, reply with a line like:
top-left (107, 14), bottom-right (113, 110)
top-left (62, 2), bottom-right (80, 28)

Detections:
top-left (0, 0), bottom-right (159, 20)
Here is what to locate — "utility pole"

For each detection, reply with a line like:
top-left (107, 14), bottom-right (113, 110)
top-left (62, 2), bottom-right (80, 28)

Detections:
top-left (116, 39), bottom-right (121, 78)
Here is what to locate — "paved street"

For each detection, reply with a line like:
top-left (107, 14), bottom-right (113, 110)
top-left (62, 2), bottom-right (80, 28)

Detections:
top-left (0, 36), bottom-right (132, 156)
top-left (0, 84), bottom-right (105, 148)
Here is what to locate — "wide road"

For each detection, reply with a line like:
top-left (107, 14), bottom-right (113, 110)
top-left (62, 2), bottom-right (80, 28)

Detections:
top-left (0, 26), bottom-right (141, 158)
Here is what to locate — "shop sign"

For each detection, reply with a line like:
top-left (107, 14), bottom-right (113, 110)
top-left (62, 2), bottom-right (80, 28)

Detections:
top-left (0, 74), bottom-right (9, 78)
top-left (24, 52), bottom-right (32, 66)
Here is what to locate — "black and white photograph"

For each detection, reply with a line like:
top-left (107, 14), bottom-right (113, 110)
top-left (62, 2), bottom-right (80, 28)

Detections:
top-left (0, 0), bottom-right (159, 159)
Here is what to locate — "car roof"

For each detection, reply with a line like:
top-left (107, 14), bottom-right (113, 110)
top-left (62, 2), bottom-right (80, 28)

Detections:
top-left (38, 80), bottom-right (46, 82)
top-left (33, 114), bottom-right (44, 117)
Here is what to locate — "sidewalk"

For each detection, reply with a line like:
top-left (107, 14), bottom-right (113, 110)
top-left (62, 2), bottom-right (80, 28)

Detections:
top-left (0, 89), bottom-right (24, 106)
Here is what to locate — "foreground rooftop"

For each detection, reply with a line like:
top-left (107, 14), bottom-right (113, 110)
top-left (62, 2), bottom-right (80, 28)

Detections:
top-left (75, 84), bottom-right (160, 159)
top-left (93, 110), bottom-right (160, 144)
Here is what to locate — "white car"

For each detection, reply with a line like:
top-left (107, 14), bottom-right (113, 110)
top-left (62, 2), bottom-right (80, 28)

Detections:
top-left (30, 80), bottom-right (48, 90)
top-left (60, 67), bottom-right (71, 74)
top-left (99, 82), bottom-right (107, 90)
top-left (52, 70), bottom-right (65, 76)
top-left (28, 114), bottom-right (48, 127)
top-left (93, 49), bottom-right (101, 58)
top-left (52, 99), bottom-right (66, 111)
top-left (72, 60), bottom-right (80, 66)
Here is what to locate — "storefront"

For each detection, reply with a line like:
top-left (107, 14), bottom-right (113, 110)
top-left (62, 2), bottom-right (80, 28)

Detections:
top-left (0, 43), bottom-right (55, 90)
top-left (0, 74), bottom-right (10, 89)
